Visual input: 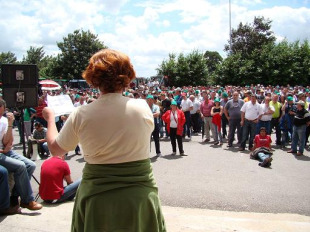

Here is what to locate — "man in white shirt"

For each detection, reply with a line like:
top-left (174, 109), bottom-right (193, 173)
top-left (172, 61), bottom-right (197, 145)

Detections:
top-left (239, 94), bottom-right (264, 151)
top-left (180, 93), bottom-right (193, 138)
top-left (189, 95), bottom-right (201, 134)
top-left (257, 97), bottom-right (274, 134)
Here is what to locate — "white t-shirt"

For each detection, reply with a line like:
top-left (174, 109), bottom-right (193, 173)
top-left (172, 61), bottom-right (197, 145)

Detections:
top-left (0, 116), bottom-right (8, 149)
top-left (260, 104), bottom-right (274, 121)
top-left (170, 111), bottom-right (178, 128)
top-left (190, 99), bottom-right (201, 114)
top-left (240, 101), bottom-right (263, 120)
top-left (181, 98), bottom-right (193, 112)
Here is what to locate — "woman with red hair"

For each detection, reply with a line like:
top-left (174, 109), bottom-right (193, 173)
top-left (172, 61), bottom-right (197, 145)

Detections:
top-left (43, 49), bottom-right (166, 232)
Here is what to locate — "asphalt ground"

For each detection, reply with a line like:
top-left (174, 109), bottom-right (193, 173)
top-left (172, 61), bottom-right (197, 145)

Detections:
top-left (0, 128), bottom-right (309, 231)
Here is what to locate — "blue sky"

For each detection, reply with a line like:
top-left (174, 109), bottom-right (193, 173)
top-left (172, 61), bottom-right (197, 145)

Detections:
top-left (0, 0), bottom-right (309, 77)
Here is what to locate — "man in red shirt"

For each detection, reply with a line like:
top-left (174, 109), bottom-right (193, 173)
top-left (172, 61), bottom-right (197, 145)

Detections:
top-left (200, 92), bottom-right (215, 142)
top-left (39, 155), bottom-right (81, 203)
top-left (252, 127), bottom-right (273, 167)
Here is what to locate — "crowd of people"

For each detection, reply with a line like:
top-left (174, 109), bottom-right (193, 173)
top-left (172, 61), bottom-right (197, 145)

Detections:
top-left (0, 48), bottom-right (309, 231)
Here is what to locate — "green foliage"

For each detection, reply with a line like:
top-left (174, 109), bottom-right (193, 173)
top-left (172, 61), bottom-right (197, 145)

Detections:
top-left (225, 16), bottom-right (276, 57)
top-left (217, 39), bottom-right (310, 86)
top-left (204, 51), bottom-right (223, 73)
top-left (157, 50), bottom-right (209, 87)
top-left (54, 29), bottom-right (107, 80)
top-left (0, 51), bottom-right (17, 65)
top-left (22, 46), bottom-right (45, 65)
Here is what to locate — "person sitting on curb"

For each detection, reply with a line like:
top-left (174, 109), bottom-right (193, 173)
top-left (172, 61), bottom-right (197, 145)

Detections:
top-left (27, 122), bottom-right (50, 159)
top-left (39, 154), bottom-right (81, 203)
top-left (250, 127), bottom-right (273, 168)
top-left (0, 99), bottom-right (42, 211)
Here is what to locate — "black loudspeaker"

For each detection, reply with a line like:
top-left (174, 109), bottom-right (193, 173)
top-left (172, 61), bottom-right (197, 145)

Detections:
top-left (1, 64), bottom-right (38, 108)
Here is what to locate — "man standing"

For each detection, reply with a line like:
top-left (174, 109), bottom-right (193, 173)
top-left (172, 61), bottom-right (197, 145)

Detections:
top-left (174, 87), bottom-right (183, 108)
top-left (287, 100), bottom-right (310, 156)
top-left (224, 91), bottom-right (244, 147)
top-left (220, 92), bottom-right (229, 139)
top-left (200, 93), bottom-right (215, 142)
top-left (180, 93), bottom-right (193, 138)
top-left (146, 95), bottom-right (161, 157)
top-left (270, 94), bottom-right (283, 146)
top-left (239, 94), bottom-right (264, 151)
top-left (189, 95), bottom-right (201, 134)
top-left (257, 97), bottom-right (274, 134)
top-left (159, 92), bottom-right (171, 138)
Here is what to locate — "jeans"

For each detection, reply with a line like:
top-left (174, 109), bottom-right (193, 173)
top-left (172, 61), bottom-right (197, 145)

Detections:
top-left (183, 111), bottom-right (191, 137)
top-left (228, 118), bottom-right (242, 145)
top-left (0, 165), bottom-right (10, 210)
top-left (256, 120), bottom-right (271, 135)
top-left (0, 151), bottom-right (36, 204)
top-left (257, 152), bottom-right (270, 162)
top-left (170, 128), bottom-right (184, 154)
top-left (40, 142), bottom-right (50, 156)
top-left (213, 124), bottom-right (223, 143)
top-left (240, 120), bottom-right (257, 149)
top-left (56, 178), bottom-right (81, 203)
top-left (291, 125), bottom-right (307, 153)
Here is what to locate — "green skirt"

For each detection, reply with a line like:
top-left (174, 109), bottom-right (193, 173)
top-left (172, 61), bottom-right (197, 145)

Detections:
top-left (71, 159), bottom-right (166, 232)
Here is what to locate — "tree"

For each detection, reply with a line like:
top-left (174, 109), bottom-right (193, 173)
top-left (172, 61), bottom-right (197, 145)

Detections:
top-left (55, 29), bottom-right (107, 80)
top-left (225, 16), bottom-right (276, 57)
top-left (22, 46), bottom-right (45, 65)
top-left (0, 51), bottom-right (17, 65)
top-left (204, 51), bottom-right (223, 73)
top-left (156, 53), bottom-right (177, 86)
top-left (157, 50), bottom-right (209, 87)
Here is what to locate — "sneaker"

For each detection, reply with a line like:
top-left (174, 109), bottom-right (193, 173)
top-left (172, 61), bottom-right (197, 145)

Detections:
top-left (171, 152), bottom-right (176, 155)
top-left (156, 153), bottom-right (162, 157)
top-left (20, 201), bottom-right (42, 211)
top-left (180, 153), bottom-right (187, 156)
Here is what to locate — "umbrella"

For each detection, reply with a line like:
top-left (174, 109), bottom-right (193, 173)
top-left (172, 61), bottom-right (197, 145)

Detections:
top-left (39, 80), bottom-right (61, 90)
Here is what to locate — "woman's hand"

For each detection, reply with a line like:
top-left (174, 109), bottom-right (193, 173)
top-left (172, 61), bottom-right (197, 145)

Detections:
top-left (42, 107), bottom-right (55, 122)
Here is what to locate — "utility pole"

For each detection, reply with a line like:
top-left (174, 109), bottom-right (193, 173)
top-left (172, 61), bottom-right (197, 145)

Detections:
top-left (229, 0), bottom-right (232, 52)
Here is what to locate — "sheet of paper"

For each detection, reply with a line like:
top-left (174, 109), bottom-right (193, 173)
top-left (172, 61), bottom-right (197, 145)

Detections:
top-left (47, 95), bottom-right (75, 117)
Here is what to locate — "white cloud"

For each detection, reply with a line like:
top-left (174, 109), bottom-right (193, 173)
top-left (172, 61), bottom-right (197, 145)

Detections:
top-left (1, 0), bottom-right (310, 77)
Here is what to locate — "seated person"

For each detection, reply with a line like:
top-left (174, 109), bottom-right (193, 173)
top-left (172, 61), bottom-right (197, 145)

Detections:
top-left (0, 165), bottom-right (21, 215)
top-left (250, 127), bottom-right (273, 167)
top-left (27, 122), bottom-right (49, 158)
top-left (39, 154), bottom-right (81, 203)
top-left (0, 99), bottom-right (42, 211)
